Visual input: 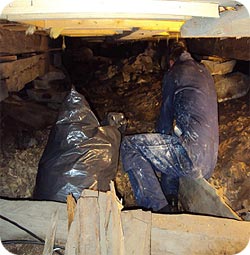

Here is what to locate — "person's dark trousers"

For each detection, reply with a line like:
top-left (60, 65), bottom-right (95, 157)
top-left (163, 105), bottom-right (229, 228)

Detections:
top-left (120, 133), bottom-right (193, 211)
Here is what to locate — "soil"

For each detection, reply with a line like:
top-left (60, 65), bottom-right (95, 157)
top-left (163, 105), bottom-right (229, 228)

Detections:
top-left (0, 43), bottom-right (249, 254)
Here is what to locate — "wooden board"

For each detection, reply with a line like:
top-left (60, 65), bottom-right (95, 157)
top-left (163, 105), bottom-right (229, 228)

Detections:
top-left (121, 210), bottom-right (151, 255)
top-left (0, 28), bottom-right (49, 55)
top-left (0, 53), bottom-right (49, 92)
top-left (187, 37), bottom-right (250, 61)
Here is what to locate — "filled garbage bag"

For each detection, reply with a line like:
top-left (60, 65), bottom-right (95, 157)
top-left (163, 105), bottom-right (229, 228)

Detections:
top-left (33, 88), bottom-right (121, 202)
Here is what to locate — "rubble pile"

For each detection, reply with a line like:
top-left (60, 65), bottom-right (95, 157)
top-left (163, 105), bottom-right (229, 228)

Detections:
top-left (0, 41), bottom-right (249, 220)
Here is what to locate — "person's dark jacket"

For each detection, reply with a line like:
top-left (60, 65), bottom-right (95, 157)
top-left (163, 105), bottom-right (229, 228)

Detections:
top-left (156, 52), bottom-right (219, 178)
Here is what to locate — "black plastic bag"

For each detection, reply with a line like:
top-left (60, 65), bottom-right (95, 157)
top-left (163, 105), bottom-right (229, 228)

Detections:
top-left (33, 88), bottom-right (121, 202)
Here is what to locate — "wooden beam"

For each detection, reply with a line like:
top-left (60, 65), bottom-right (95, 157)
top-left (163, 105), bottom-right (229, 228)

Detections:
top-left (1, 192), bottom-right (250, 254)
top-left (21, 19), bottom-right (185, 31)
top-left (0, 28), bottom-right (49, 55)
top-left (1, 0), bottom-right (219, 20)
top-left (151, 214), bottom-right (250, 255)
top-left (187, 37), bottom-right (250, 61)
top-left (60, 29), bottom-right (123, 37)
top-left (0, 199), bottom-right (68, 242)
top-left (0, 53), bottom-right (49, 92)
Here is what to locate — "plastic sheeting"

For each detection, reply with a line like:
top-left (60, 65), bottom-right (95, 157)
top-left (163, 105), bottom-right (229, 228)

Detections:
top-left (33, 88), bottom-right (121, 202)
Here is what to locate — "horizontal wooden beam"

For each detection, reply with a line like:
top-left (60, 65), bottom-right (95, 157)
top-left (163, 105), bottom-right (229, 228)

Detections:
top-left (1, 191), bottom-right (249, 254)
top-left (0, 28), bottom-right (49, 54)
top-left (25, 19), bottom-right (184, 39)
top-left (187, 37), bottom-right (250, 61)
top-left (0, 53), bottom-right (49, 92)
top-left (1, 0), bottom-right (219, 20)
top-left (21, 19), bottom-right (185, 31)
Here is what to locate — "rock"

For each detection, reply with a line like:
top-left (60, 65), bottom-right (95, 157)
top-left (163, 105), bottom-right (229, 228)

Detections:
top-left (201, 59), bottom-right (236, 75)
top-left (214, 72), bottom-right (250, 102)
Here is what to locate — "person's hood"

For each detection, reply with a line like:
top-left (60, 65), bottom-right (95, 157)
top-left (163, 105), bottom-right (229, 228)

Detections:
top-left (179, 51), bottom-right (193, 62)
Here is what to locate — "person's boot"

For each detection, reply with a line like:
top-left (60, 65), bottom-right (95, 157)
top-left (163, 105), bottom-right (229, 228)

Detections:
top-left (166, 194), bottom-right (179, 213)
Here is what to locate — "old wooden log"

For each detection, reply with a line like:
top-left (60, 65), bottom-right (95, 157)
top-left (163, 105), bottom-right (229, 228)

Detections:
top-left (186, 38), bottom-right (250, 61)
top-left (151, 213), bottom-right (250, 255)
top-left (0, 199), bottom-right (68, 242)
top-left (0, 194), bottom-right (250, 254)
top-left (0, 53), bottom-right (49, 92)
top-left (0, 29), bottom-right (49, 55)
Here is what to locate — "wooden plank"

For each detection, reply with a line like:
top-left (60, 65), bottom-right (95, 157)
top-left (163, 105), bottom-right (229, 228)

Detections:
top-left (179, 177), bottom-right (242, 220)
top-left (151, 213), bottom-right (250, 255)
top-left (66, 194), bottom-right (76, 231)
top-left (187, 37), bottom-right (250, 61)
top-left (121, 210), bottom-right (151, 255)
top-left (0, 55), bottom-right (17, 63)
top-left (65, 190), bottom-right (101, 255)
top-left (0, 53), bottom-right (49, 92)
top-left (1, 0), bottom-right (219, 20)
top-left (0, 28), bottom-right (49, 55)
top-left (106, 182), bottom-right (124, 255)
top-left (21, 19), bottom-right (185, 31)
top-left (42, 209), bottom-right (59, 255)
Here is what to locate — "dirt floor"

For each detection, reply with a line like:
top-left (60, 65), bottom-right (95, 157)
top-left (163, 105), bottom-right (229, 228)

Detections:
top-left (0, 42), bottom-right (249, 254)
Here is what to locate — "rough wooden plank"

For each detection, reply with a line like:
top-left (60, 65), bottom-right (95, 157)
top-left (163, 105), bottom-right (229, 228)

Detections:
top-left (151, 213), bottom-right (250, 255)
top-left (66, 194), bottom-right (76, 231)
top-left (0, 28), bottom-right (49, 55)
top-left (65, 184), bottom-right (124, 255)
top-left (0, 199), bottom-right (68, 243)
top-left (0, 55), bottom-right (17, 63)
top-left (106, 182), bottom-right (124, 255)
top-left (187, 37), bottom-right (250, 61)
top-left (179, 177), bottom-right (242, 220)
top-left (121, 210), bottom-right (151, 255)
top-left (42, 209), bottom-right (59, 255)
top-left (65, 190), bottom-right (101, 255)
top-left (0, 53), bottom-right (49, 92)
